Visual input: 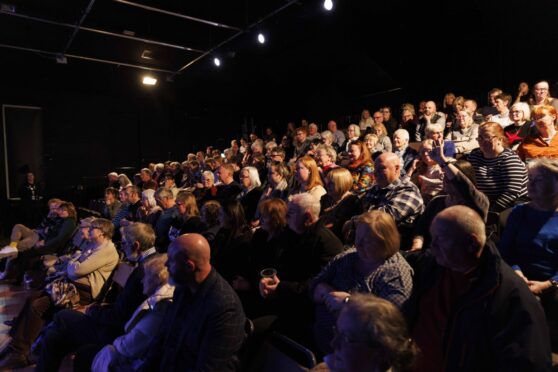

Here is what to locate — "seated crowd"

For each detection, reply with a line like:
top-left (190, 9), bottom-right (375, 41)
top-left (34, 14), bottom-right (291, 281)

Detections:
top-left (0, 80), bottom-right (557, 371)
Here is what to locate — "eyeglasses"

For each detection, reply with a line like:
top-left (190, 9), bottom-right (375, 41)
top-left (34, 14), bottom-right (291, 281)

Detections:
top-left (510, 110), bottom-right (522, 114)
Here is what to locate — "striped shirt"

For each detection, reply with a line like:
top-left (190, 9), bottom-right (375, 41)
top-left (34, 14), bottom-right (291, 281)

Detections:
top-left (468, 148), bottom-right (527, 212)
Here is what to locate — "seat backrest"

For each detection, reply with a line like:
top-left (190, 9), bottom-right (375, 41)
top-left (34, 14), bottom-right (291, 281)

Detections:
top-left (250, 332), bottom-right (316, 372)
top-left (112, 261), bottom-right (135, 287)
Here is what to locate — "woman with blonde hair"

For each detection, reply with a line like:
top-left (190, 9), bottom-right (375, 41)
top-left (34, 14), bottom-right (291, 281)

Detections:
top-left (290, 156), bottom-right (326, 201)
top-left (311, 210), bottom-right (413, 354)
top-left (372, 122), bottom-right (392, 152)
top-left (320, 168), bottom-right (363, 243)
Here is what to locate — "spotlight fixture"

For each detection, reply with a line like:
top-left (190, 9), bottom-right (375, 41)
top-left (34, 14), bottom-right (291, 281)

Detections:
top-left (324, 0), bottom-right (333, 11)
top-left (257, 33), bottom-right (266, 44)
top-left (142, 76), bottom-right (157, 85)
top-left (213, 57), bottom-right (221, 67)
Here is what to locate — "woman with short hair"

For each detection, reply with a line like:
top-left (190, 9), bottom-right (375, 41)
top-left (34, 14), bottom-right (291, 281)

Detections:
top-left (518, 105), bottom-right (558, 161)
top-left (505, 102), bottom-right (533, 150)
top-left (311, 210), bottom-right (413, 354)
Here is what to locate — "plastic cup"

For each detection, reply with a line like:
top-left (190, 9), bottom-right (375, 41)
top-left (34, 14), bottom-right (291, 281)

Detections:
top-left (260, 268), bottom-right (277, 284)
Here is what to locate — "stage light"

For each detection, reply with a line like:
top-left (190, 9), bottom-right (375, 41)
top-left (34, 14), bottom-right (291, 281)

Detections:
top-left (142, 76), bottom-right (157, 85)
top-left (257, 33), bottom-right (266, 44)
top-left (324, 0), bottom-right (333, 11)
top-left (213, 57), bottom-right (221, 67)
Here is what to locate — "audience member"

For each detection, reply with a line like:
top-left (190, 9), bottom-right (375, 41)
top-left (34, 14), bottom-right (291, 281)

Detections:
top-left (139, 234), bottom-right (246, 371)
top-left (0, 218), bottom-right (118, 369)
top-left (408, 206), bottom-right (551, 371)
top-left (518, 104), bottom-right (558, 161)
top-left (91, 254), bottom-right (174, 371)
top-left (36, 223), bottom-right (158, 371)
top-left (311, 211), bottom-right (413, 353)
top-left (468, 122), bottom-right (528, 212)
top-left (499, 158), bottom-right (558, 349)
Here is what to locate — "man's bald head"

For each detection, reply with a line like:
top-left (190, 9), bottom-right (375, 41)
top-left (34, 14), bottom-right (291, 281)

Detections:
top-left (172, 233), bottom-right (210, 265)
top-left (430, 206), bottom-right (486, 272)
top-left (374, 152), bottom-right (401, 188)
top-left (167, 234), bottom-right (211, 286)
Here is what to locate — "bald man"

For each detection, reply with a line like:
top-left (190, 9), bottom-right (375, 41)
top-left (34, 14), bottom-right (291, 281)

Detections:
top-left (142, 234), bottom-right (245, 371)
top-left (416, 101), bottom-right (446, 141)
top-left (407, 206), bottom-right (550, 371)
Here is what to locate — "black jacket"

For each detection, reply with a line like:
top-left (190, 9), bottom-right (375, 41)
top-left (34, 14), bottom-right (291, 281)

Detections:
top-left (405, 243), bottom-right (551, 371)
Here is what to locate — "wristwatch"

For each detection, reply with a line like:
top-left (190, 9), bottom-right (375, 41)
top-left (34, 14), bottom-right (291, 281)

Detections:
top-left (549, 279), bottom-right (558, 289)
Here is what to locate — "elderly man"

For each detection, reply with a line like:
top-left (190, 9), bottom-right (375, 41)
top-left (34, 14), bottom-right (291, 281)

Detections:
top-left (141, 234), bottom-right (245, 371)
top-left (392, 129), bottom-right (418, 176)
top-left (363, 152), bottom-right (424, 226)
top-left (154, 187), bottom-right (180, 252)
top-left (416, 101), bottom-right (446, 141)
top-left (36, 223), bottom-right (159, 371)
top-left (407, 206), bottom-right (551, 372)
top-left (260, 193), bottom-right (343, 342)
top-left (327, 120), bottom-right (346, 147)
top-left (292, 127), bottom-right (312, 161)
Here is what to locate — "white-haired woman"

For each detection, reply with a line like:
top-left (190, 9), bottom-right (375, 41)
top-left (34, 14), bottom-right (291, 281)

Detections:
top-left (341, 124), bottom-right (361, 153)
top-left (238, 166), bottom-right (263, 223)
top-left (505, 102), bottom-right (533, 150)
top-left (92, 254), bottom-right (174, 371)
top-left (137, 189), bottom-right (162, 228)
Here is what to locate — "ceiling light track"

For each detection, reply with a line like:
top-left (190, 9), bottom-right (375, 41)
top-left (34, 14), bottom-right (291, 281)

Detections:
top-left (113, 0), bottom-right (242, 31)
top-left (63, 0), bottom-right (96, 53)
top-left (0, 42), bottom-right (175, 73)
top-left (0, 10), bottom-right (205, 53)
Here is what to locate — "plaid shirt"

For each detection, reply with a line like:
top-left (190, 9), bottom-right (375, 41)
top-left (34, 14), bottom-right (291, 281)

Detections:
top-left (363, 178), bottom-right (424, 226)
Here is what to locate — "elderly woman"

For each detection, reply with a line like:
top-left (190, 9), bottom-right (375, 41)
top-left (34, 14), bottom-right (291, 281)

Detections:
top-left (363, 133), bottom-right (379, 156)
top-left (168, 191), bottom-right (202, 242)
top-left (372, 123), bottom-right (392, 152)
top-left (359, 109), bottom-right (374, 131)
top-left (260, 161), bottom-right (290, 202)
top-left (137, 189), bottom-right (162, 228)
top-left (346, 141), bottom-right (375, 194)
top-left (311, 210), bottom-right (413, 354)
top-left (468, 122), bottom-right (528, 212)
top-left (518, 105), bottom-right (558, 161)
top-left (392, 129), bottom-right (417, 175)
top-left (238, 166), bottom-right (263, 223)
top-left (92, 254), bottom-right (174, 371)
top-left (505, 102), bottom-right (533, 150)
top-left (194, 170), bottom-right (218, 204)
top-left (426, 123), bottom-right (456, 158)
top-left (315, 144), bottom-right (339, 178)
top-left (0, 218), bottom-right (119, 369)
top-left (320, 168), bottom-right (363, 243)
top-left (340, 124), bottom-right (361, 154)
top-left (312, 294), bottom-right (418, 372)
top-left (499, 158), bottom-right (558, 344)
top-left (290, 156), bottom-right (327, 201)
top-left (117, 174), bottom-right (132, 190)
top-left (410, 140), bottom-right (445, 204)
top-left (320, 130), bottom-right (340, 152)
top-left (445, 110), bottom-right (479, 155)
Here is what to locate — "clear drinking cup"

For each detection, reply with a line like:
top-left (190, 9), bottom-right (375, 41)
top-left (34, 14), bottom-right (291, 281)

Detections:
top-left (260, 268), bottom-right (278, 285)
